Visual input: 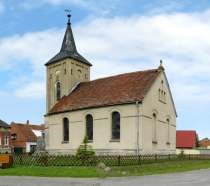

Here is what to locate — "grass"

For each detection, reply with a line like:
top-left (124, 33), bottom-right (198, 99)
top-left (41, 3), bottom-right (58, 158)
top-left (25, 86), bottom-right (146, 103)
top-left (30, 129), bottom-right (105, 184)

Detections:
top-left (1, 160), bottom-right (210, 178)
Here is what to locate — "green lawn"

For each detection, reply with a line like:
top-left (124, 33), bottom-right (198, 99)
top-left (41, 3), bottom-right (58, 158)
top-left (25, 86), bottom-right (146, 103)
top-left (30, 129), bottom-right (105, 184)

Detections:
top-left (1, 160), bottom-right (210, 178)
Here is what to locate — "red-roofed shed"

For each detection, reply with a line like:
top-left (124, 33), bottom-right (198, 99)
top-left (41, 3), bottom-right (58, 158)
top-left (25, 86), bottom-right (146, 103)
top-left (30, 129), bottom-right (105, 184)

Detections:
top-left (176, 130), bottom-right (196, 149)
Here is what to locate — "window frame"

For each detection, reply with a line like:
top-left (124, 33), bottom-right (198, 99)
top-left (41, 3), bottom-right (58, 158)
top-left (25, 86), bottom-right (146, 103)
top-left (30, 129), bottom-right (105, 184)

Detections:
top-left (86, 114), bottom-right (93, 141)
top-left (55, 81), bottom-right (61, 101)
top-left (111, 112), bottom-right (120, 140)
top-left (63, 117), bottom-right (69, 142)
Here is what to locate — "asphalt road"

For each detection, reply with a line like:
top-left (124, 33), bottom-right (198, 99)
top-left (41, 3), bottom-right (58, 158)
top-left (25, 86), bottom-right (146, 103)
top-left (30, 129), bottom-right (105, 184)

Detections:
top-left (1, 169), bottom-right (210, 186)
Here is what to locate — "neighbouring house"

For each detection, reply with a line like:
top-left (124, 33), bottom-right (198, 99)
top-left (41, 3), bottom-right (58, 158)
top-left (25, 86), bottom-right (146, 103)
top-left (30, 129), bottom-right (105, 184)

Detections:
top-left (200, 138), bottom-right (210, 148)
top-left (10, 120), bottom-right (44, 153)
top-left (44, 13), bottom-right (177, 155)
top-left (0, 119), bottom-right (12, 153)
top-left (176, 130), bottom-right (197, 149)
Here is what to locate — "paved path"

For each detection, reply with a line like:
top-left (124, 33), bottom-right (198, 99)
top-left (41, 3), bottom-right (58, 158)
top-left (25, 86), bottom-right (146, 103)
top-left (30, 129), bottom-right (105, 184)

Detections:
top-left (1, 169), bottom-right (210, 186)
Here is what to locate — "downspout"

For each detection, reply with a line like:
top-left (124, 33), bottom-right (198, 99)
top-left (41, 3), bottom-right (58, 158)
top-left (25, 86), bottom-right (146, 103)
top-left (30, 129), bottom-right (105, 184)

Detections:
top-left (136, 101), bottom-right (139, 155)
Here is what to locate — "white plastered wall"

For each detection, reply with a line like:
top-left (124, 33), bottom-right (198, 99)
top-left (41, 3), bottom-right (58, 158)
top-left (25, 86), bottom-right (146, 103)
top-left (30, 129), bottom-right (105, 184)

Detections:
top-left (140, 71), bottom-right (177, 154)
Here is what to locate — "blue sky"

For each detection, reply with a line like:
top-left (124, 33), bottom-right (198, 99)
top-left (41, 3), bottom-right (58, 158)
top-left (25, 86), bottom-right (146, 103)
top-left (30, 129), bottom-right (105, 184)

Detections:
top-left (0, 0), bottom-right (210, 140)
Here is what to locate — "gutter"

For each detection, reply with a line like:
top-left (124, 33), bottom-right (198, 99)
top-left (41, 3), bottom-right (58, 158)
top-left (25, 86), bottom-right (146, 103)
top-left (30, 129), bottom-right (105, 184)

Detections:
top-left (136, 101), bottom-right (139, 155)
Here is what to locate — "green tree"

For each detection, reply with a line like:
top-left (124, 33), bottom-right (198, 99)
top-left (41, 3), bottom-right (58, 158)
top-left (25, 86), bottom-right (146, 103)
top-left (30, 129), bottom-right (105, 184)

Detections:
top-left (76, 135), bottom-right (95, 156)
top-left (196, 137), bottom-right (200, 147)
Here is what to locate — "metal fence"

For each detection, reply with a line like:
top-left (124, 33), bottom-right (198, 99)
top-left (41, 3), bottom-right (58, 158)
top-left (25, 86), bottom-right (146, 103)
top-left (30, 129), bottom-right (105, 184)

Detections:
top-left (9, 154), bottom-right (210, 167)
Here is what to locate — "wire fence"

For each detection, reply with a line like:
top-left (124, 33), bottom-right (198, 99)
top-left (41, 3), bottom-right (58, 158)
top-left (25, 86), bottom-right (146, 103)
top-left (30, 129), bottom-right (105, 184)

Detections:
top-left (9, 153), bottom-right (210, 167)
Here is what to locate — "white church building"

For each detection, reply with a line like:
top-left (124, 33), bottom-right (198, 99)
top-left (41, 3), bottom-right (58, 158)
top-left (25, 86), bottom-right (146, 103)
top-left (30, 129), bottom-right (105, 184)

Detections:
top-left (44, 13), bottom-right (177, 155)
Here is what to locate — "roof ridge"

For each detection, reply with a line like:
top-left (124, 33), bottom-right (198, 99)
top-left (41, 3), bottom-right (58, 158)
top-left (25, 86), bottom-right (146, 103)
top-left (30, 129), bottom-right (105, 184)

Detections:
top-left (84, 69), bottom-right (158, 83)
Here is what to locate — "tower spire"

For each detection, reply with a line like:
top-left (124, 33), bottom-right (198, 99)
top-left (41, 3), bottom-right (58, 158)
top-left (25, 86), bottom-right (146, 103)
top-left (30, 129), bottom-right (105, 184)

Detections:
top-left (45, 11), bottom-right (92, 66)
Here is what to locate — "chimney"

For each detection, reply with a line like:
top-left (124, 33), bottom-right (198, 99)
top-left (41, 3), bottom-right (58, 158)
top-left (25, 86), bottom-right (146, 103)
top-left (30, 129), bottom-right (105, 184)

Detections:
top-left (26, 120), bottom-right (29, 125)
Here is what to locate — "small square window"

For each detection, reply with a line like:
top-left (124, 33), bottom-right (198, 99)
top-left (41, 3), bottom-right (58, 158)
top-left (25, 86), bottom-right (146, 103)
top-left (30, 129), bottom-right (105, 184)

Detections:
top-left (11, 134), bottom-right (17, 140)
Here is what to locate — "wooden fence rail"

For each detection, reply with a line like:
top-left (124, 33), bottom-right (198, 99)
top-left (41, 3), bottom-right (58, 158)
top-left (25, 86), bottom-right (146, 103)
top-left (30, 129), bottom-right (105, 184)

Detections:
top-left (7, 154), bottom-right (210, 167)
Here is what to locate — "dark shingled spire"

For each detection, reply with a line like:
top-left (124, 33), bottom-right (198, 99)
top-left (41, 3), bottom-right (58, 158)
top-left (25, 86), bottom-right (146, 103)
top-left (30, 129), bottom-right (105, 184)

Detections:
top-left (45, 13), bottom-right (92, 66)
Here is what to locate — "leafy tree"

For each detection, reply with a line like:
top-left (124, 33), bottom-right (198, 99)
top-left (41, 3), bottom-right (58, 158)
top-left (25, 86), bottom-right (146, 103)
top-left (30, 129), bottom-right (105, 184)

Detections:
top-left (76, 135), bottom-right (95, 156)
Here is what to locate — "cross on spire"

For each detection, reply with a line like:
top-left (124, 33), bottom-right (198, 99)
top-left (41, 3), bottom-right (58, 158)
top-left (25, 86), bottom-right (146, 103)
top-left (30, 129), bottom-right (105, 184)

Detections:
top-left (65, 9), bottom-right (72, 25)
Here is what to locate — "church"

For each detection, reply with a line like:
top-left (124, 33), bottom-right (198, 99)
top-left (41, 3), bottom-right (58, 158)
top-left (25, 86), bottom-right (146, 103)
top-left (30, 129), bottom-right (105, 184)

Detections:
top-left (44, 13), bottom-right (177, 155)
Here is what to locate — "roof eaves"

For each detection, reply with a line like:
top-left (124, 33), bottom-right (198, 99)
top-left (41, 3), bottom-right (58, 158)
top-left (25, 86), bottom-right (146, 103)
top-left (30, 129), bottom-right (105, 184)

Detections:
top-left (49, 101), bottom-right (142, 115)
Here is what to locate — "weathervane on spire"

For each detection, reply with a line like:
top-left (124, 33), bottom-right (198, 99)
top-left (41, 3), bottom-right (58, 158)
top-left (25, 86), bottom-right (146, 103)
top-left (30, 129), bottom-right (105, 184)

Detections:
top-left (65, 9), bottom-right (71, 25)
top-left (158, 59), bottom-right (165, 71)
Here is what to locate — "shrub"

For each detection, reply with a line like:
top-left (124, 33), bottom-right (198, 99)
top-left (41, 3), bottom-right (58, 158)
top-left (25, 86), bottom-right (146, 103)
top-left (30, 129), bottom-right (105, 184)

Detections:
top-left (178, 149), bottom-right (186, 158)
top-left (76, 135), bottom-right (95, 156)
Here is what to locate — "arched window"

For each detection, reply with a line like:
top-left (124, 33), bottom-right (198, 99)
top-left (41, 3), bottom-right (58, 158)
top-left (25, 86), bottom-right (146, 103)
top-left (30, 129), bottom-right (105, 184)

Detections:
top-left (158, 89), bottom-right (161, 100)
top-left (166, 119), bottom-right (170, 143)
top-left (112, 112), bottom-right (120, 140)
top-left (86, 115), bottom-right (93, 141)
top-left (63, 118), bottom-right (69, 141)
top-left (152, 113), bottom-right (157, 142)
top-left (164, 92), bottom-right (166, 102)
top-left (56, 82), bottom-right (61, 101)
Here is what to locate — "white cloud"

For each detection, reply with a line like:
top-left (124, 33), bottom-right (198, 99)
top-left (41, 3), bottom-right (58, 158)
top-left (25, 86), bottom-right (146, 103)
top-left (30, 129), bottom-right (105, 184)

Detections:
top-left (0, 28), bottom-right (64, 73)
top-left (14, 82), bottom-right (45, 98)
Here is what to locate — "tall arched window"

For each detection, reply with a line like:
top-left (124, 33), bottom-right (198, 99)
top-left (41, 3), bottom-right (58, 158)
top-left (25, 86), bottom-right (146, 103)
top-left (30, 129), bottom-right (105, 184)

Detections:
top-left (86, 115), bottom-right (93, 141)
top-left (152, 113), bottom-right (157, 142)
top-left (56, 82), bottom-right (61, 101)
top-left (112, 112), bottom-right (120, 140)
top-left (166, 119), bottom-right (170, 143)
top-left (63, 118), bottom-right (69, 141)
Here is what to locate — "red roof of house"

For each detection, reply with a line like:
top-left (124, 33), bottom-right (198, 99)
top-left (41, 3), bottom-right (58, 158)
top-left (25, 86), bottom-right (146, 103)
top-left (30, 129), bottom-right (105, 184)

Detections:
top-left (49, 69), bottom-right (161, 114)
top-left (11, 123), bottom-right (44, 142)
top-left (176, 130), bottom-right (196, 148)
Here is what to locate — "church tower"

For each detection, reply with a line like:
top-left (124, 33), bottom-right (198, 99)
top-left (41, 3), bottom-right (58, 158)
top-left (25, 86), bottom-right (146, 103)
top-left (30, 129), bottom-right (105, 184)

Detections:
top-left (45, 13), bottom-right (92, 113)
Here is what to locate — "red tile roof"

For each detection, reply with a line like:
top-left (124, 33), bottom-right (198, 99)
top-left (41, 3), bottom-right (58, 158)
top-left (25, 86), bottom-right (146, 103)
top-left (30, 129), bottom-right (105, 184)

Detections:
top-left (49, 69), bottom-right (160, 114)
top-left (176, 130), bottom-right (196, 149)
top-left (11, 123), bottom-right (44, 142)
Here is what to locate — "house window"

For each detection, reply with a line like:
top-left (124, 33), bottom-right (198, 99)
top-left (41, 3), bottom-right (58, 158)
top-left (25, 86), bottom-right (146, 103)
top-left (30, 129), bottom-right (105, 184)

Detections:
top-left (64, 69), bottom-right (66, 74)
top-left (112, 112), bottom-right (120, 140)
top-left (4, 136), bottom-right (8, 146)
top-left (86, 115), bottom-right (93, 141)
top-left (152, 113), bottom-right (157, 143)
top-left (11, 134), bottom-right (17, 140)
top-left (56, 82), bottom-right (61, 101)
top-left (63, 118), bottom-right (69, 141)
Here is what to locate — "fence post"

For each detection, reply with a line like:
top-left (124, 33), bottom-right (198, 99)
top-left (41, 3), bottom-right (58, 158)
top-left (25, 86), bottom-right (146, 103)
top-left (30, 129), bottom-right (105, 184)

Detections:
top-left (138, 155), bottom-right (141, 165)
top-left (20, 155), bottom-right (22, 165)
top-left (44, 155), bottom-right (47, 166)
top-left (189, 154), bottom-right (190, 160)
top-left (118, 155), bottom-right (121, 166)
top-left (168, 154), bottom-right (170, 161)
top-left (155, 154), bottom-right (157, 163)
top-left (82, 156), bottom-right (85, 166)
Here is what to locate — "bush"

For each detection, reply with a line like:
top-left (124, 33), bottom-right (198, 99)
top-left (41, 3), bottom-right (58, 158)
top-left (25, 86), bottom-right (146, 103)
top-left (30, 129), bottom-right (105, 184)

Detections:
top-left (178, 149), bottom-right (186, 158)
top-left (76, 135), bottom-right (95, 156)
